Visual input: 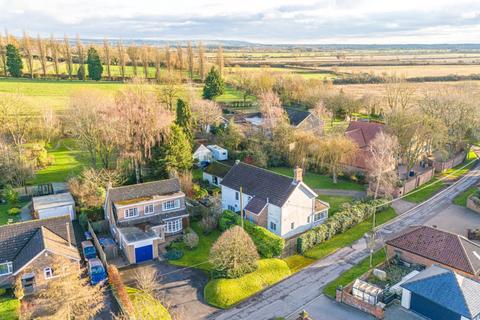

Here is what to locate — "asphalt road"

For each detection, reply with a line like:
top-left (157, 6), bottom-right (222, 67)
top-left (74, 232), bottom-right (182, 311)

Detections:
top-left (210, 164), bottom-right (480, 320)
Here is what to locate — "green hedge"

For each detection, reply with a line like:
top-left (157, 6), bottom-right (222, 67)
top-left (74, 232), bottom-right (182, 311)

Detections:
top-left (297, 199), bottom-right (388, 253)
top-left (220, 210), bottom-right (285, 258)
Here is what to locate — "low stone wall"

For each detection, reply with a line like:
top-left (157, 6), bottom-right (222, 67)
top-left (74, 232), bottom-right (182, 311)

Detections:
top-left (467, 196), bottom-right (480, 214)
top-left (336, 286), bottom-right (385, 319)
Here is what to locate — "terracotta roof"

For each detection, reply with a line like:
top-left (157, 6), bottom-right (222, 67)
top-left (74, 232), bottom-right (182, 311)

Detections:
top-left (315, 199), bottom-right (330, 212)
top-left (386, 226), bottom-right (480, 275)
top-left (345, 121), bottom-right (384, 149)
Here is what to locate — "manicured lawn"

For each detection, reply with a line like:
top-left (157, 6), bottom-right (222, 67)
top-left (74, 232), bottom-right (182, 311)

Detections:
top-left (318, 195), bottom-right (354, 215)
top-left (169, 222), bottom-right (221, 272)
top-left (283, 255), bottom-right (315, 274)
top-left (269, 167), bottom-right (365, 191)
top-left (0, 294), bottom-right (20, 320)
top-left (126, 287), bottom-right (171, 320)
top-left (28, 138), bottom-right (89, 185)
top-left (303, 207), bottom-right (396, 260)
top-left (323, 249), bottom-right (387, 298)
top-left (402, 178), bottom-right (445, 203)
top-left (204, 258), bottom-right (291, 309)
top-left (214, 86), bottom-right (256, 103)
top-left (453, 186), bottom-right (478, 207)
top-left (441, 149), bottom-right (478, 179)
top-left (0, 200), bottom-right (30, 225)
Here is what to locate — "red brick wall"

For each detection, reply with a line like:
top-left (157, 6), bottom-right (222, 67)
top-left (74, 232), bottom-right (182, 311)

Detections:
top-left (336, 287), bottom-right (384, 319)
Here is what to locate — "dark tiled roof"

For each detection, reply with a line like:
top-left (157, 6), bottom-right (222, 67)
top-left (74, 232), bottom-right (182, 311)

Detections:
top-left (387, 226), bottom-right (480, 275)
top-left (116, 209), bottom-right (188, 228)
top-left (0, 216), bottom-right (75, 264)
top-left (345, 121), bottom-right (384, 149)
top-left (285, 108), bottom-right (312, 126)
top-left (244, 197), bottom-right (268, 215)
top-left (220, 162), bottom-right (299, 207)
top-left (401, 265), bottom-right (480, 318)
top-left (204, 161), bottom-right (231, 178)
top-left (107, 179), bottom-right (181, 204)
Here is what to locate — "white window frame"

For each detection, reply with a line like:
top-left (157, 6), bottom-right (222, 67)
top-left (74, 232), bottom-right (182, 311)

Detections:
top-left (314, 211), bottom-right (327, 222)
top-left (0, 262), bottom-right (13, 276)
top-left (44, 267), bottom-right (53, 279)
top-left (144, 204), bottom-right (154, 215)
top-left (270, 222), bottom-right (277, 231)
top-left (124, 208), bottom-right (139, 219)
top-left (162, 199), bottom-right (181, 212)
top-left (165, 219), bottom-right (182, 234)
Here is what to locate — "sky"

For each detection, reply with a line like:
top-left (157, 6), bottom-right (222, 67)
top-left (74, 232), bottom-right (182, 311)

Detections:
top-left (1, 0), bottom-right (480, 44)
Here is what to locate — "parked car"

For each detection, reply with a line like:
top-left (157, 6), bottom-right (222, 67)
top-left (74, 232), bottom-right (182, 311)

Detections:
top-left (87, 258), bottom-right (107, 285)
top-left (81, 241), bottom-right (97, 260)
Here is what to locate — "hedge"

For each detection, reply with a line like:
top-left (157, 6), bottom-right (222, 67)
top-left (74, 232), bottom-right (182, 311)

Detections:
top-left (297, 199), bottom-right (388, 254)
top-left (220, 210), bottom-right (285, 258)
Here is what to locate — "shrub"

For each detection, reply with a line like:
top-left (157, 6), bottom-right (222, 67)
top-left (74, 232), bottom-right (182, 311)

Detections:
top-left (108, 265), bottom-right (135, 315)
top-left (163, 249), bottom-right (184, 260)
top-left (209, 226), bottom-right (259, 279)
top-left (184, 229), bottom-right (199, 249)
top-left (219, 210), bottom-right (241, 231)
top-left (4, 185), bottom-right (18, 206)
top-left (79, 212), bottom-right (89, 231)
top-left (7, 207), bottom-right (21, 216)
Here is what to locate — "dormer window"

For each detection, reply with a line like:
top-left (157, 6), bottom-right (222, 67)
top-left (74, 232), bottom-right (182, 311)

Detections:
top-left (0, 262), bottom-right (13, 275)
top-left (124, 208), bottom-right (138, 219)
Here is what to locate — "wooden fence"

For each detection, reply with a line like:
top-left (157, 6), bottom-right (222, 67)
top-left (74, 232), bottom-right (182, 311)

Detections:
top-left (87, 221), bottom-right (109, 267)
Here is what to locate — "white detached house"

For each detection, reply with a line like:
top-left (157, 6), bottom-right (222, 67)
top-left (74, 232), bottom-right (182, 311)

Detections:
top-left (220, 162), bottom-right (329, 239)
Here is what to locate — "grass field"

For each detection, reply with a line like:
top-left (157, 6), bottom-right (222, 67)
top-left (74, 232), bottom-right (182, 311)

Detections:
top-left (282, 255), bottom-right (315, 274)
top-left (0, 294), bottom-right (19, 320)
top-left (269, 167), bottom-right (365, 191)
top-left (0, 200), bottom-right (29, 225)
top-left (318, 195), bottom-right (354, 215)
top-left (453, 186), bottom-right (478, 207)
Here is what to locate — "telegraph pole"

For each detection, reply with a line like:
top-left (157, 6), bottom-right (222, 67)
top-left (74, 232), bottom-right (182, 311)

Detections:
top-left (240, 186), bottom-right (244, 228)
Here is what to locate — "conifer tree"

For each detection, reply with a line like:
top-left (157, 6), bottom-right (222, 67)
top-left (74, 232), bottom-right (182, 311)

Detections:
top-left (175, 99), bottom-right (193, 144)
top-left (6, 44), bottom-right (22, 77)
top-left (203, 67), bottom-right (225, 100)
top-left (162, 124), bottom-right (193, 174)
top-left (87, 47), bottom-right (103, 81)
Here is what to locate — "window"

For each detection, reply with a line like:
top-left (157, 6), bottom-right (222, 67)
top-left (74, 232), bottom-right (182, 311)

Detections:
top-left (307, 216), bottom-right (311, 223)
top-left (144, 204), bottom-right (154, 215)
top-left (166, 219), bottom-right (182, 233)
top-left (44, 267), bottom-right (53, 279)
top-left (162, 199), bottom-right (181, 211)
top-left (124, 208), bottom-right (138, 219)
top-left (228, 205), bottom-right (236, 212)
top-left (235, 192), bottom-right (239, 200)
top-left (270, 222), bottom-right (277, 231)
top-left (0, 262), bottom-right (12, 276)
top-left (291, 222), bottom-right (295, 230)
top-left (314, 211), bottom-right (327, 222)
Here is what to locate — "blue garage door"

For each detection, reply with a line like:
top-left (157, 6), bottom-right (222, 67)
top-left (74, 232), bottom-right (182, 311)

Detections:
top-left (410, 293), bottom-right (460, 320)
top-left (135, 245), bottom-right (153, 263)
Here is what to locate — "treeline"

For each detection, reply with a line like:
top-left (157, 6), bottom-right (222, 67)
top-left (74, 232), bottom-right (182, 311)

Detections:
top-left (0, 31), bottom-right (226, 82)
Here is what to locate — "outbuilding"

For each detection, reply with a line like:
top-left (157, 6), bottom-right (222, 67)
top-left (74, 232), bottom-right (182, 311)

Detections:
top-left (32, 192), bottom-right (76, 221)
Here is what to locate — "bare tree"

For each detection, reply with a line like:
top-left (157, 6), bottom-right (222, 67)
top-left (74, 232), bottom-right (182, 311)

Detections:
top-left (154, 47), bottom-right (162, 82)
top-left (49, 35), bottom-right (60, 78)
top-left (385, 76), bottom-right (416, 112)
top-left (158, 71), bottom-right (181, 111)
top-left (39, 107), bottom-right (60, 143)
top-left (117, 41), bottom-right (126, 81)
top-left (367, 132), bottom-right (399, 199)
top-left (232, 69), bottom-right (255, 103)
top-left (36, 34), bottom-right (48, 77)
top-left (176, 43), bottom-right (184, 71)
top-left (187, 41), bottom-right (194, 80)
top-left (0, 94), bottom-right (34, 149)
top-left (165, 45), bottom-right (172, 72)
top-left (76, 35), bottom-right (85, 79)
top-left (216, 44), bottom-right (224, 76)
top-left (63, 35), bottom-right (74, 79)
top-left (22, 31), bottom-right (34, 78)
top-left (127, 44), bottom-right (139, 76)
top-left (190, 96), bottom-right (223, 133)
top-left (259, 91), bottom-right (287, 130)
top-left (0, 33), bottom-right (6, 76)
top-left (140, 45), bottom-right (150, 78)
top-left (289, 130), bottom-right (317, 169)
top-left (103, 38), bottom-right (112, 80)
top-left (198, 41), bottom-right (206, 81)
top-left (134, 266), bottom-right (160, 296)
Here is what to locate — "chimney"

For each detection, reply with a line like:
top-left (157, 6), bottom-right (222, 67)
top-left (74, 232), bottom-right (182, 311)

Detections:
top-left (294, 166), bottom-right (303, 183)
top-left (66, 222), bottom-right (71, 247)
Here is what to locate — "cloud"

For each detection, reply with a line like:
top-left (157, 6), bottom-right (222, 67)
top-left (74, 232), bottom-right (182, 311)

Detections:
top-left (0, 0), bottom-right (480, 43)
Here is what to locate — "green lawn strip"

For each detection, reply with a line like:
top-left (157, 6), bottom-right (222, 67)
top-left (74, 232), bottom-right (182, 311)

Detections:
top-left (204, 258), bottom-right (291, 309)
top-left (28, 138), bottom-right (89, 185)
top-left (282, 255), bottom-right (315, 274)
top-left (402, 178), bottom-right (445, 203)
top-left (303, 207), bottom-right (396, 260)
top-left (126, 287), bottom-right (171, 320)
top-left (323, 249), bottom-right (387, 298)
top-left (214, 86), bottom-right (256, 103)
top-left (269, 167), bottom-right (365, 191)
top-left (317, 195), bottom-right (354, 215)
top-left (0, 200), bottom-right (30, 225)
top-left (169, 222), bottom-right (221, 272)
top-left (453, 186), bottom-right (478, 207)
top-left (0, 294), bottom-right (20, 320)
top-left (441, 149), bottom-right (479, 179)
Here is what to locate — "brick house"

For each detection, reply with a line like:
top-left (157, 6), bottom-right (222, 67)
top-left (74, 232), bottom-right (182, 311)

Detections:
top-left (386, 226), bottom-right (480, 279)
top-left (104, 179), bottom-right (189, 264)
top-left (0, 216), bottom-right (80, 294)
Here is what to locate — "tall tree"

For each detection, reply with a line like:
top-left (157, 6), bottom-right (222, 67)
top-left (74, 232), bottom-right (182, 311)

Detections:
top-left (22, 31), bottom-right (34, 78)
top-left (175, 99), bottom-right (193, 144)
top-left (140, 45), bottom-right (150, 78)
top-left (103, 38), bottom-right (112, 80)
top-left (49, 35), bottom-right (60, 78)
top-left (63, 35), bottom-right (73, 79)
top-left (127, 44), bottom-right (139, 76)
top-left (259, 90), bottom-right (287, 130)
top-left (77, 64), bottom-right (86, 80)
top-left (190, 97), bottom-right (222, 133)
top-left (87, 47), bottom-right (103, 81)
top-left (165, 45), bottom-right (172, 71)
top-left (187, 41), bottom-right (194, 80)
top-left (6, 44), bottom-right (22, 77)
top-left (76, 35), bottom-right (85, 80)
top-left (216, 45), bottom-right (224, 76)
top-left (160, 123), bottom-right (193, 175)
top-left (158, 71), bottom-right (180, 110)
top-left (117, 41), bottom-right (126, 81)
top-left (0, 33), bottom-right (6, 76)
top-left (203, 67), bottom-right (224, 100)
top-left (154, 48), bottom-right (162, 82)
top-left (198, 41), bottom-right (206, 81)
top-left (176, 43), bottom-right (184, 71)
top-left (0, 138), bottom-right (33, 188)
top-left (36, 34), bottom-right (47, 77)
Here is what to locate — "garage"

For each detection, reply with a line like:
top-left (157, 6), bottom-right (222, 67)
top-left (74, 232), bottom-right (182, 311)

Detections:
top-left (135, 245), bottom-right (153, 263)
top-left (410, 293), bottom-right (458, 320)
top-left (32, 192), bottom-right (76, 221)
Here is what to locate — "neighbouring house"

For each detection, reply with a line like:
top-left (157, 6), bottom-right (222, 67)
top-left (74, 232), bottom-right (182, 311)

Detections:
top-left (400, 265), bottom-right (480, 320)
top-left (203, 161), bottom-right (232, 186)
top-left (386, 226), bottom-right (480, 279)
top-left (193, 144), bottom-right (213, 164)
top-left (32, 192), bottom-right (76, 221)
top-left (104, 179), bottom-right (189, 264)
top-left (220, 162), bottom-right (329, 238)
top-left (344, 120), bottom-right (385, 172)
top-left (0, 216), bottom-right (80, 294)
top-left (207, 145), bottom-right (228, 161)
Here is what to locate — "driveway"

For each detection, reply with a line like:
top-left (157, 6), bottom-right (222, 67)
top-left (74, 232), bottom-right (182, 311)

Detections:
top-left (425, 204), bottom-right (480, 236)
top-left (120, 261), bottom-right (217, 320)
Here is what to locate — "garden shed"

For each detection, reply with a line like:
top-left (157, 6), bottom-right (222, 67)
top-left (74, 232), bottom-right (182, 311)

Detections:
top-left (352, 279), bottom-right (383, 305)
top-left (32, 192), bottom-right (76, 221)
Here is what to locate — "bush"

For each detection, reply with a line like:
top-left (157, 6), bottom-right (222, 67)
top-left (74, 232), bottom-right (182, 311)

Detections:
top-left (4, 185), bottom-right (18, 207)
top-left (219, 210), bottom-right (241, 231)
top-left (79, 212), bottom-right (89, 231)
top-left (7, 207), bottom-right (21, 216)
top-left (163, 249), bottom-right (184, 260)
top-left (108, 265), bottom-right (135, 315)
top-left (183, 229), bottom-right (199, 249)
